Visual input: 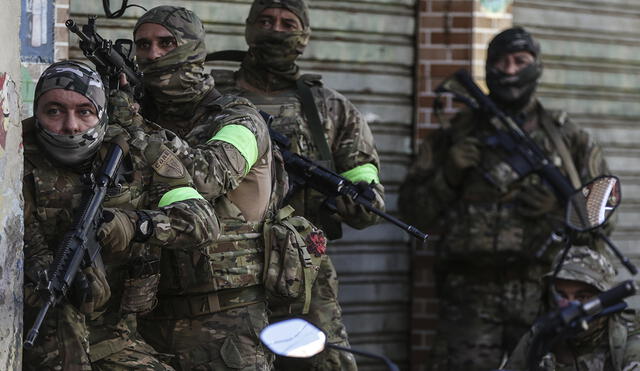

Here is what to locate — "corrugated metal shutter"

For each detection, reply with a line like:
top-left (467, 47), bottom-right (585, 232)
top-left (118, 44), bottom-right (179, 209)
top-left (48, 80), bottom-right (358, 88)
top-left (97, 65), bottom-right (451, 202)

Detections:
top-left (69, 1), bottom-right (416, 368)
top-left (513, 0), bottom-right (640, 304)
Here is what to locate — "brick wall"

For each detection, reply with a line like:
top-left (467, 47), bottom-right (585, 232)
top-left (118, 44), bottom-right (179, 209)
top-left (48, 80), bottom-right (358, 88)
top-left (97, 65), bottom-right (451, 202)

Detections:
top-left (411, 1), bottom-right (512, 370)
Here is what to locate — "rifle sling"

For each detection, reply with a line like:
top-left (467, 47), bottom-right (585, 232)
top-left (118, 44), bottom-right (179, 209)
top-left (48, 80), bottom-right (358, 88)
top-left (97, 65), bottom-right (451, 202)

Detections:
top-left (539, 109), bottom-right (581, 189)
top-left (296, 77), bottom-right (335, 171)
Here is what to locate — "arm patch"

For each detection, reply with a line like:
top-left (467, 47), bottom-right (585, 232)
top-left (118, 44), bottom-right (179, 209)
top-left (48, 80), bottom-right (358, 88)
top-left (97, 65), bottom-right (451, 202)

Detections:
top-left (152, 149), bottom-right (186, 179)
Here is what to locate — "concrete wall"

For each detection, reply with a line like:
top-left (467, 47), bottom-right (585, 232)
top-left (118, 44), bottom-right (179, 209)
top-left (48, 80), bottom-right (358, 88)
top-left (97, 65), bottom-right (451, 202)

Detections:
top-left (0, 1), bottom-right (23, 370)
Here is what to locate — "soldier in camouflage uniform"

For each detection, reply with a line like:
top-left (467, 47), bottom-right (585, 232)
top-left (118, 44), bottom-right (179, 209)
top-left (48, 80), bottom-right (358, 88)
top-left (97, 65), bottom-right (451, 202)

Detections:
top-left (398, 27), bottom-right (610, 370)
top-left (22, 60), bottom-right (217, 370)
top-left (130, 6), bottom-right (275, 370)
top-left (505, 247), bottom-right (640, 371)
top-left (210, 1), bottom-right (385, 370)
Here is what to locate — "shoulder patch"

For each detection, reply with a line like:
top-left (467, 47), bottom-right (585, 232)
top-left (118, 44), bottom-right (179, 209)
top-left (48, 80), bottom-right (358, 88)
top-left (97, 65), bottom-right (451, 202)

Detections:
top-left (152, 149), bottom-right (186, 179)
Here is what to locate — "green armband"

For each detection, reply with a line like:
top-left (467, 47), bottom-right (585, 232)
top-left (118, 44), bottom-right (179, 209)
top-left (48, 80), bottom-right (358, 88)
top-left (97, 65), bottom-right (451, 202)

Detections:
top-left (207, 124), bottom-right (259, 175)
top-left (158, 187), bottom-right (205, 208)
top-left (340, 163), bottom-right (380, 184)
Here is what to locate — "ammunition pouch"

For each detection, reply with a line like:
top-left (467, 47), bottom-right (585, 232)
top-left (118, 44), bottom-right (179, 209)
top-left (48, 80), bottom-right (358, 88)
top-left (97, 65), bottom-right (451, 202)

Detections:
top-left (263, 205), bottom-right (324, 314)
top-left (120, 256), bottom-right (160, 315)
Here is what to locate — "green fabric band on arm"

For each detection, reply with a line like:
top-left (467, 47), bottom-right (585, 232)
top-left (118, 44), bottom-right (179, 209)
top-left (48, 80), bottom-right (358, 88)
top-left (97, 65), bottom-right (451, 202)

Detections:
top-left (207, 124), bottom-right (259, 175)
top-left (340, 163), bottom-right (380, 184)
top-left (158, 187), bottom-right (205, 208)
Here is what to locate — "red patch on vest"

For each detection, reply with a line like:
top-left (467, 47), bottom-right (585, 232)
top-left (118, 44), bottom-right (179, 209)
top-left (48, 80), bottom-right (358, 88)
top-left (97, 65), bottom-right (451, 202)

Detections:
top-left (306, 230), bottom-right (327, 257)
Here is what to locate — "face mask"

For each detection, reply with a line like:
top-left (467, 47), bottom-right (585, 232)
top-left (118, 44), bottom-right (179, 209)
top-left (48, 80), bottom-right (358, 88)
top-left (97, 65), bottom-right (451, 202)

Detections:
top-left (246, 28), bottom-right (310, 71)
top-left (35, 119), bottom-right (107, 168)
top-left (486, 61), bottom-right (542, 112)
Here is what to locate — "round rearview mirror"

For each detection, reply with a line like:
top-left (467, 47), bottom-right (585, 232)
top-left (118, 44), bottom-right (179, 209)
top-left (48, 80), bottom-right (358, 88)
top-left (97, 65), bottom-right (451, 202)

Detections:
top-left (259, 318), bottom-right (327, 358)
top-left (566, 176), bottom-right (621, 232)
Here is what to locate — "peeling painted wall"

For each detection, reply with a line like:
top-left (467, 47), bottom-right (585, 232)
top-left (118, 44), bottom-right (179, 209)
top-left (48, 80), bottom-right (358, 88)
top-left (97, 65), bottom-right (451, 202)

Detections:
top-left (0, 2), bottom-right (24, 370)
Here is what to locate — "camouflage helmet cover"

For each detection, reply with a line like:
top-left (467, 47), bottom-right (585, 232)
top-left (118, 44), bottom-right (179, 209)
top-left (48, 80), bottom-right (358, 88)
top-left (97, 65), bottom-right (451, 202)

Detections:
top-left (545, 246), bottom-right (617, 292)
top-left (246, 0), bottom-right (310, 29)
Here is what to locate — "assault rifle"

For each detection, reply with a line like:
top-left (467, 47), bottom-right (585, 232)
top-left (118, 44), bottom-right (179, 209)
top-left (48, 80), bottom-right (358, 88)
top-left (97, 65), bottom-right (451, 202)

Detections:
top-left (24, 140), bottom-right (127, 348)
top-left (269, 128), bottom-right (428, 242)
top-left (66, 16), bottom-right (143, 100)
top-left (435, 69), bottom-right (575, 204)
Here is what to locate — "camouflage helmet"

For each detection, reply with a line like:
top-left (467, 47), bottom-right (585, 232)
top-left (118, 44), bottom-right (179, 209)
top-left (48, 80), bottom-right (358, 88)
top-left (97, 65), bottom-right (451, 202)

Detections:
top-left (246, 0), bottom-right (310, 30)
top-left (34, 60), bottom-right (108, 168)
top-left (545, 247), bottom-right (617, 292)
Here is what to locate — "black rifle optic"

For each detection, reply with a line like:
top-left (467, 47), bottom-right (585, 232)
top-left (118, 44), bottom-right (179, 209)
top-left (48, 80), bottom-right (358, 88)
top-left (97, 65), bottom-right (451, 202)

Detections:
top-left (436, 69), bottom-right (575, 204)
top-left (24, 140), bottom-right (127, 348)
top-left (66, 16), bottom-right (143, 100)
top-left (269, 128), bottom-right (428, 242)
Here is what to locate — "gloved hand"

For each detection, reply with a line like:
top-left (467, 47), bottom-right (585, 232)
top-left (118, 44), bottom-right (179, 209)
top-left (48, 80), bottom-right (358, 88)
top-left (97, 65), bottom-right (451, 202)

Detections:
top-left (335, 182), bottom-right (383, 229)
top-left (108, 87), bottom-right (140, 127)
top-left (517, 184), bottom-right (559, 218)
top-left (97, 208), bottom-right (136, 253)
top-left (444, 137), bottom-right (481, 187)
top-left (70, 266), bottom-right (111, 315)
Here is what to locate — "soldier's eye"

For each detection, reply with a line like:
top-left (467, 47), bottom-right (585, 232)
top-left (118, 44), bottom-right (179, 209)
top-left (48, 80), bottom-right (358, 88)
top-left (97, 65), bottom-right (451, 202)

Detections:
top-left (159, 38), bottom-right (177, 49)
top-left (135, 40), bottom-right (150, 50)
top-left (46, 107), bottom-right (60, 115)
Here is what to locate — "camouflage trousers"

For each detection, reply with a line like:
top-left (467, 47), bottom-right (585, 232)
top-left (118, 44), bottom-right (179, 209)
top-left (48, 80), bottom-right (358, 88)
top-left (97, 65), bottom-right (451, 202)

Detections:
top-left (273, 254), bottom-right (357, 371)
top-left (138, 301), bottom-right (271, 371)
top-left (23, 303), bottom-right (92, 371)
top-left (428, 265), bottom-right (545, 371)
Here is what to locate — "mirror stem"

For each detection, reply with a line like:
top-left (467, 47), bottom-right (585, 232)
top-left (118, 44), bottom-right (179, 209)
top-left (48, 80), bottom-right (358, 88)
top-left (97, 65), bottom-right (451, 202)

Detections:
top-left (326, 344), bottom-right (400, 371)
top-left (596, 230), bottom-right (638, 275)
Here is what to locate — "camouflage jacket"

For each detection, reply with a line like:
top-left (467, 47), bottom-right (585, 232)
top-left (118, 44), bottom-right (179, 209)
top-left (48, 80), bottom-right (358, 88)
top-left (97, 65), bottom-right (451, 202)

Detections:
top-left (505, 311), bottom-right (640, 371)
top-left (22, 117), bottom-right (217, 367)
top-left (136, 87), bottom-right (273, 299)
top-left (212, 68), bottom-right (385, 238)
top-left (399, 100), bottom-right (609, 267)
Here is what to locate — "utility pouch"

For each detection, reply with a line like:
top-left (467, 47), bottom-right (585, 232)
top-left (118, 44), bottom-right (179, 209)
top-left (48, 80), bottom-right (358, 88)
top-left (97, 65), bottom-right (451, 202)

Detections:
top-left (263, 205), bottom-right (325, 314)
top-left (120, 256), bottom-right (160, 315)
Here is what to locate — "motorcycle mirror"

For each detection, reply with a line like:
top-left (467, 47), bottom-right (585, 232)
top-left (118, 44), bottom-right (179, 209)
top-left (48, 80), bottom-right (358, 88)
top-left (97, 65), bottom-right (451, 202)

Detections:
top-left (259, 318), bottom-right (327, 358)
top-left (566, 175), bottom-right (621, 232)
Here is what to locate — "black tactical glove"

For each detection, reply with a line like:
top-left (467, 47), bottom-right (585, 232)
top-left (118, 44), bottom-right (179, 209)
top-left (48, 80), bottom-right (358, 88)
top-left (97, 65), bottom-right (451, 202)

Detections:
top-left (517, 184), bottom-right (559, 218)
top-left (444, 137), bottom-right (481, 187)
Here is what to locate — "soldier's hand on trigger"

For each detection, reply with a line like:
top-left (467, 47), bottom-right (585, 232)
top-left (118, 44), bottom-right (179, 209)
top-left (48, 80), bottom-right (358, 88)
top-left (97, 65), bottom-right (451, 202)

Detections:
top-left (335, 182), bottom-right (381, 229)
top-left (444, 137), bottom-right (481, 186)
top-left (516, 183), bottom-right (558, 218)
